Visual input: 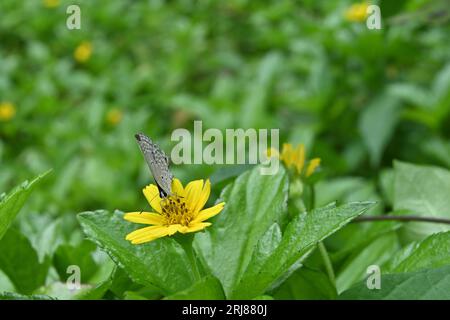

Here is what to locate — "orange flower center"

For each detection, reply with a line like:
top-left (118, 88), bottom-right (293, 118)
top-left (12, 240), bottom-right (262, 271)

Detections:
top-left (160, 195), bottom-right (192, 226)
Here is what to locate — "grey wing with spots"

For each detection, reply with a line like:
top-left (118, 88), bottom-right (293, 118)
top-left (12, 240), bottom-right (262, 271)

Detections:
top-left (135, 133), bottom-right (173, 197)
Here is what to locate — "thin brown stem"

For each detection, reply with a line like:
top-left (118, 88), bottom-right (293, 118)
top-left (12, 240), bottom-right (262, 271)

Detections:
top-left (353, 215), bottom-right (450, 224)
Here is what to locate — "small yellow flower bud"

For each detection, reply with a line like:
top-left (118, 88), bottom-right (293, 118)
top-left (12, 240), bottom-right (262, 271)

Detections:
top-left (106, 108), bottom-right (123, 126)
top-left (0, 102), bottom-right (16, 122)
top-left (43, 0), bottom-right (60, 8)
top-left (345, 2), bottom-right (370, 22)
top-left (74, 42), bottom-right (92, 63)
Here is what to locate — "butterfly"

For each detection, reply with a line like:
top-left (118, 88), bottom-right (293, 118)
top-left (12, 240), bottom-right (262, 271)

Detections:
top-left (135, 133), bottom-right (173, 198)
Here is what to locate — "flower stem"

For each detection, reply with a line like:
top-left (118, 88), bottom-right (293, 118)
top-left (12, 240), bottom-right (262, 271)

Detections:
top-left (318, 241), bottom-right (336, 285)
top-left (174, 233), bottom-right (202, 281)
top-left (353, 215), bottom-right (450, 224)
top-left (307, 184), bottom-right (335, 286)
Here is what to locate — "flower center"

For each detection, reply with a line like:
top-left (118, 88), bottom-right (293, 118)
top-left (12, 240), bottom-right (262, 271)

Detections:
top-left (160, 195), bottom-right (192, 226)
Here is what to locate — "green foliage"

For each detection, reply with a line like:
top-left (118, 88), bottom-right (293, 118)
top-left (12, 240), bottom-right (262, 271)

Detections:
top-left (194, 165), bottom-right (289, 297)
top-left (393, 161), bottom-right (450, 239)
top-left (0, 170), bottom-right (50, 240)
top-left (164, 276), bottom-right (225, 300)
top-left (0, 228), bottom-right (50, 294)
top-left (78, 210), bottom-right (196, 295)
top-left (1, 0), bottom-right (450, 301)
top-left (231, 201), bottom-right (375, 299)
top-left (386, 232), bottom-right (450, 273)
top-left (340, 265), bottom-right (450, 300)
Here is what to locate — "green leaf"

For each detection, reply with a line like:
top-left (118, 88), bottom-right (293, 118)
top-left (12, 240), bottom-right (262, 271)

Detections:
top-left (53, 240), bottom-right (98, 283)
top-left (75, 277), bottom-right (113, 300)
top-left (231, 201), bottom-right (376, 299)
top-left (335, 232), bottom-right (399, 293)
top-left (164, 276), bottom-right (225, 300)
top-left (273, 267), bottom-right (337, 300)
top-left (35, 281), bottom-right (111, 300)
top-left (108, 267), bottom-right (143, 299)
top-left (123, 291), bottom-right (149, 300)
top-left (339, 265), bottom-right (450, 300)
top-left (359, 94), bottom-right (401, 166)
top-left (240, 52), bottom-right (282, 128)
top-left (388, 83), bottom-right (431, 109)
top-left (386, 231), bottom-right (450, 273)
top-left (0, 228), bottom-right (50, 294)
top-left (393, 161), bottom-right (450, 239)
top-left (77, 210), bottom-right (196, 295)
top-left (252, 295), bottom-right (274, 300)
top-left (194, 165), bottom-right (288, 297)
top-left (0, 292), bottom-right (54, 300)
top-left (0, 170), bottom-right (51, 241)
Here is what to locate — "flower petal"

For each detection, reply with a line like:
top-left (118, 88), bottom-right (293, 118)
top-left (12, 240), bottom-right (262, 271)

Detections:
top-left (124, 212), bottom-right (165, 225)
top-left (143, 184), bottom-right (162, 213)
top-left (126, 225), bottom-right (180, 244)
top-left (192, 202), bottom-right (225, 224)
top-left (184, 179), bottom-right (204, 212)
top-left (172, 178), bottom-right (186, 198)
top-left (267, 148), bottom-right (280, 158)
top-left (192, 179), bottom-right (211, 213)
top-left (305, 158), bottom-right (321, 177)
top-left (294, 144), bottom-right (305, 174)
top-left (281, 143), bottom-right (293, 166)
top-left (182, 222), bottom-right (212, 234)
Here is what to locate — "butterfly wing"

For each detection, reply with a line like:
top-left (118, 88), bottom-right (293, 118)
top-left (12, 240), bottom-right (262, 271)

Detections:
top-left (135, 133), bottom-right (173, 198)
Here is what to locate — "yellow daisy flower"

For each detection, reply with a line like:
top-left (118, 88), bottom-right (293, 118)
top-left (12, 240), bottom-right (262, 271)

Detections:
top-left (74, 41), bottom-right (92, 63)
top-left (345, 2), bottom-right (369, 22)
top-left (124, 179), bottom-right (225, 244)
top-left (43, 0), bottom-right (60, 8)
top-left (269, 143), bottom-right (321, 177)
top-left (106, 108), bottom-right (123, 126)
top-left (0, 102), bottom-right (16, 122)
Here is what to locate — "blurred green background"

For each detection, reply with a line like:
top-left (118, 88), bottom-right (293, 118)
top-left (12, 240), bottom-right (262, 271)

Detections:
top-left (0, 0), bottom-right (449, 232)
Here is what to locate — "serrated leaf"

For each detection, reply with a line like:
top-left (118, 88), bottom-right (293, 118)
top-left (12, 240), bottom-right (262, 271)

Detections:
top-left (339, 265), bottom-right (450, 300)
top-left (0, 292), bottom-right (54, 300)
top-left (77, 210), bottom-right (196, 295)
top-left (0, 170), bottom-right (51, 241)
top-left (231, 201), bottom-right (376, 299)
top-left (194, 165), bottom-right (288, 297)
top-left (387, 231), bottom-right (450, 273)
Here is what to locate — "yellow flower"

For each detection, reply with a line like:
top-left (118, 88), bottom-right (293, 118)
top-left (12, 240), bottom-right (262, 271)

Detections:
top-left (268, 143), bottom-right (320, 177)
top-left (43, 0), bottom-right (59, 8)
top-left (74, 42), bottom-right (92, 63)
top-left (106, 108), bottom-right (123, 126)
top-left (345, 2), bottom-right (369, 22)
top-left (124, 179), bottom-right (225, 244)
top-left (0, 102), bottom-right (16, 122)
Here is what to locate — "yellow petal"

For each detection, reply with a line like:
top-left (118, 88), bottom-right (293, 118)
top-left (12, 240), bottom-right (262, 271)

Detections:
top-left (295, 144), bottom-right (305, 174)
top-left (182, 222), bottom-right (211, 234)
top-left (281, 143), bottom-right (294, 166)
top-left (192, 202), bottom-right (225, 224)
top-left (266, 148), bottom-right (280, 158)
top-left (172, 178), bottom-right (186, 197)
top-left (126, 225), bottom-right (180, 244)
top-left (123, 212), bottom-right (165, 225)
top-left (184, 179), bottom-right (204, 212)
top-left (306, 158), bottom-right (321, 177)
top-left (143, 184), bottom-right (162, 213)
top-left (192, 180), bottom-right (211, 213)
